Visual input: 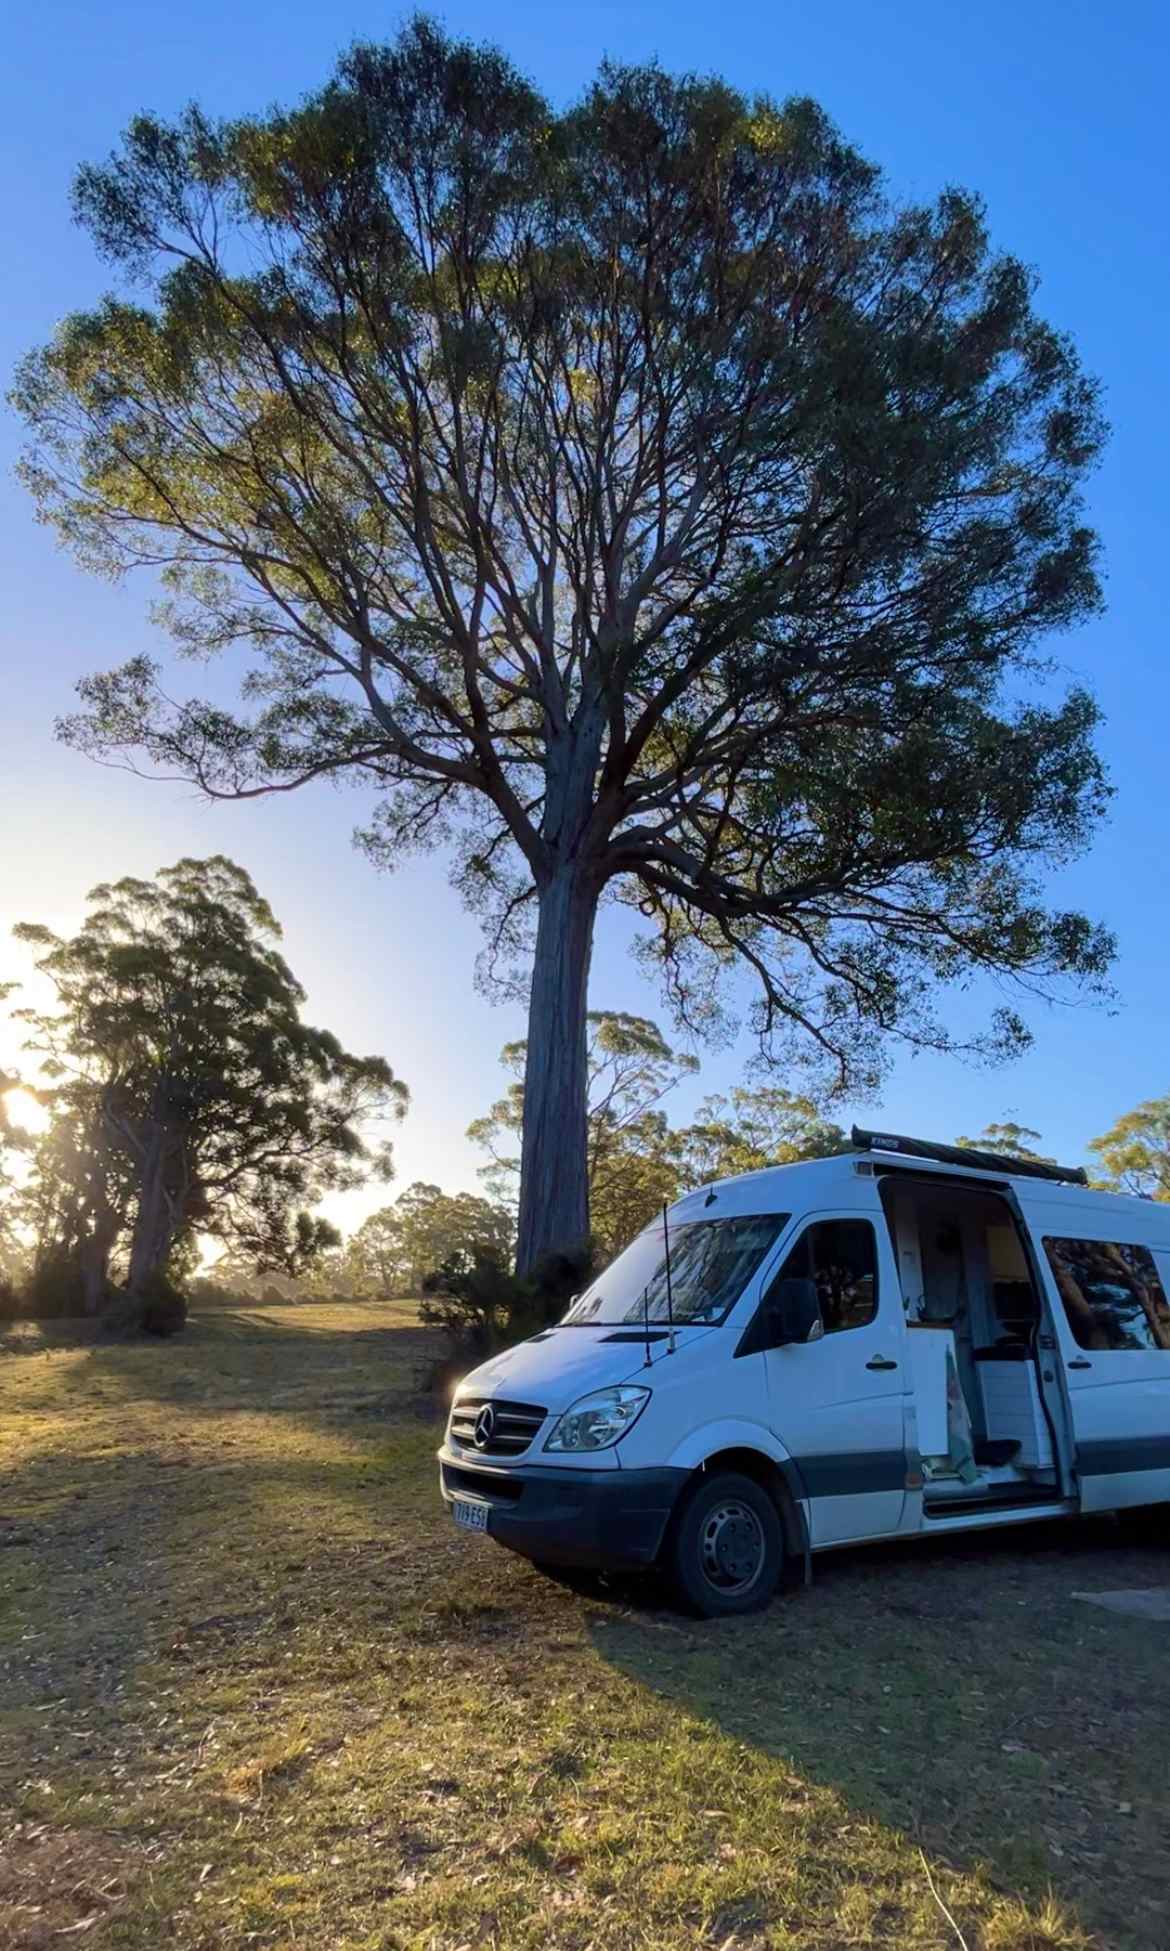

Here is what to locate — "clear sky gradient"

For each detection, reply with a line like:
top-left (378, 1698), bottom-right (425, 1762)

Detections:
top-left (2, 1), bottom-right (1167, 1228)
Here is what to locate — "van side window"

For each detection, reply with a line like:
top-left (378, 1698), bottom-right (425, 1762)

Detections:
top-left (1044, 1237), bottom-right (1170, 1352)
top-left (774, 1220), bottom-right (878, 1334)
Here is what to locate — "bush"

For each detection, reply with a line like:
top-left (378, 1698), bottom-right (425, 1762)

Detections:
top-left (419, 1241), bottom-right (597, 1389)
top-left (137, 1269), bottom-right (188, 1336)
top-left (20, 1248), bottom-right (89, 1320)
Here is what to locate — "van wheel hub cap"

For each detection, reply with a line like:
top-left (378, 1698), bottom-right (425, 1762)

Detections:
top-left (699, 1500), bottom-right (765, 1593)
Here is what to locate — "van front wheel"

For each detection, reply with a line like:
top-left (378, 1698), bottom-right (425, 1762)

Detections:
top-left (666, 1471), bottom-right (784, 1617)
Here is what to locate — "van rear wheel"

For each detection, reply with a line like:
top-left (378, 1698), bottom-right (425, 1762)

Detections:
top-left (666, 1471), bottom-right (783, 1617)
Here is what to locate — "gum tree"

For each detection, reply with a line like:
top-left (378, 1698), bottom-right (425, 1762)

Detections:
top-left (955, 1120), bottom-right (1052, 1163)
top-left (1089, 1096), bottom-right (1170, 1200)
top-left (15, 21), bottom-right (1112, 1269)
top-left (470, 1010), bottom-right (698, 1255)
top-left (14, 857), bottom-right (407, 1300)
top-left (673, 1086), bottom-right (850, 1187)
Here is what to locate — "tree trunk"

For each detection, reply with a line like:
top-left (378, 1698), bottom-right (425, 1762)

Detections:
top-left (127, 1135), bottom-right (179, 1295)
top-left (515, 867), bottom-right (600, 1274)
top-left (80, 1214), bottom-right (119, 1315)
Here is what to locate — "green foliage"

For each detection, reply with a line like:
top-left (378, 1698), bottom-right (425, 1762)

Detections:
top-left (419, 1250), bottom-right (519, 1360)
top-left (470, 1012), bottom-right (697, 1257)
top-left (343, 1205), bottom-right (408, 1298)
top-left (673, 1086), bottom-right (851, 1186)
top-left (347, 1183), bottom-right (514, 1297)
top-left (12, 856), bottom-right (407, 1312)
top-left (14, 1245), bottom-right (88, 1321)
top-left (14, 19), bottom-right (1114, 1264)
top-left (955, 1120), bottom-right (1054, 1162)
top-left (1088, 1095), bottom-right (1170, 1200)
top-left (420, 1241), bottom-right (596, 1371)
top-left (472, 1015), bottom-right (859, 1258)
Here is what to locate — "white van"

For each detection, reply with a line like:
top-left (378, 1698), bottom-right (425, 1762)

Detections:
top-left (438, 1129), bottom-right (1170, 1614)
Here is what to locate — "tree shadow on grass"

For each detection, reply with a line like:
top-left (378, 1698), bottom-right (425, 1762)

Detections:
top-left (1, 1304), bottom-right (445, 1432)
top-left (590, 1517), bottom-right (1170, 1950)
top-left (0, 1425), bottom-right (470, 1946)
top-left (1, 1424), bottom-right (446, 1727)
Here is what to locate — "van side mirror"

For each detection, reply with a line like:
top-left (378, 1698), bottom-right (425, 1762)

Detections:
top-left (734, 1273), bottom-right (824, 1358)
top-left (769, 1276), bottom-right (824, 1346)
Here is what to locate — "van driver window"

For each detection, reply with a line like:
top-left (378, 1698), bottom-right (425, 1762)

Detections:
top-left (775, 1220), bottom-right (878, 1334)
top-left (1044, 1237), bottom-right (1170, 1353)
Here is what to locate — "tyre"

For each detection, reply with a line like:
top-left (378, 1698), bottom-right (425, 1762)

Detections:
top-left (665, 1470), bottom-right (784, 1617)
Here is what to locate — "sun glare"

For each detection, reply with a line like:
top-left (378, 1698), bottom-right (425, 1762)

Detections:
top-left (2, 1087), bottom-right (50, 1137)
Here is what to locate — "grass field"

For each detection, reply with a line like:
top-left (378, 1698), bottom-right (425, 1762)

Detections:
top-left (1, 1303), bottom-right (1168, 1951)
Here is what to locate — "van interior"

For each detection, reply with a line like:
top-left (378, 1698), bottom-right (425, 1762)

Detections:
top-left (877, 1175), bottom-right (1062, 1511)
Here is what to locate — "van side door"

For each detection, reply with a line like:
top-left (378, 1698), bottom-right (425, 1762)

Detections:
top-left (1040, 1230), bottom-right (1170, 1511)
top-left (754, 1211), bottom-right (909, 1545)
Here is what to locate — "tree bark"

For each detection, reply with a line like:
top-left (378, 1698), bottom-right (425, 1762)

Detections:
top-left (515, 867), bottom-right (600, 1274)
top-left (80, 1213), bottom-right (119, 1314)
top-left (126, 1133), bottom-right (180, 1295)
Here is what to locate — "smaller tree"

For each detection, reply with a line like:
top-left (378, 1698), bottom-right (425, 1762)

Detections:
top-left (1088, 1096), bottom-right (1170, 1201)
top-left (14, 857), bottom-right (408, 1314)
top-left (674, 1086), bottom-right (850, 1187)
top-left (289, 1235), bottom-right (348, 1300)
top-left (346, 1205), bottom-right (410, 1300)
top-left (955, 1120), bottom-right (1053, 1162)
top-left (200, 1240), bottom-right (268, 1299)
top-left (389, 1182), bottom-right (515, 1292)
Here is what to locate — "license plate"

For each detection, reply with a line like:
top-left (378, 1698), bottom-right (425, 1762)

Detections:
top-left (452, 1498), bottom-right (489, 1533)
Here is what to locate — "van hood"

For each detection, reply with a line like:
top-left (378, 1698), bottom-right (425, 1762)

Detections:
top-left (457, 1323), bottom-right (714, 1413)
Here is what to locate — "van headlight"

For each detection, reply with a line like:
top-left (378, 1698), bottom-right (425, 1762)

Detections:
top-left (543, 1385), bottom-right (650, 1453)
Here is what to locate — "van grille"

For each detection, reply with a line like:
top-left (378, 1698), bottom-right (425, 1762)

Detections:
top-left (442, 1462), bottom-right (525, 1502)
top-left (449, 1396), bottom-right (547, 1457)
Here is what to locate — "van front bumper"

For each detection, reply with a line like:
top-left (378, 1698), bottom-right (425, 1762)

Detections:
top-left (438, 1447), bottom-right (687, 1571)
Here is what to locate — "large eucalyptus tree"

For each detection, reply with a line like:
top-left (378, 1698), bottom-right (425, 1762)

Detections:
top-left (15, 858), bottom-right (406, 1298)
top-left (15, 20), bottom-right (1112, 1268)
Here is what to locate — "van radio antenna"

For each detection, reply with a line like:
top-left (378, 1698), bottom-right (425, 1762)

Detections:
top-left (642, 1282), bottom-right (653, 1369)
top-left (662, 1202), bottom-right (676, 1355)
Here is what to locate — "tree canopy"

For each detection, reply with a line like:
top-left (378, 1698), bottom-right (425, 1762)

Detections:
top-left (1089, 1096), bottom-right (1170, 1201)
top-left (15, 19), bottom-right (1113, 1267)
top-left (13, 856), bottom-right (407, 1313)
top-left (954, 1120), bottom-right (1053, 1163)
top-left (349, 1181), bottom-right (514, 1295)
top-left (673, 1086), bottom-right (850, 1186)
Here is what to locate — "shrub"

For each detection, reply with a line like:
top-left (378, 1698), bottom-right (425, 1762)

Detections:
top-left (137, 1270), bottom-right (188, 1336)
top-left (419, 1241), bottom-right (597, 1390)
top-left (21, 1248), bottom-right (88, 1320)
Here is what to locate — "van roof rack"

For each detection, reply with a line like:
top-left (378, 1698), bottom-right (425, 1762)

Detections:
top-left (850, 1126), bottom-right (1088, 1188)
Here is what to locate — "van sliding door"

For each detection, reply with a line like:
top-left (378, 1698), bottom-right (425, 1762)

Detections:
top-left (1040, 1233), bottom-right (1170, 1512)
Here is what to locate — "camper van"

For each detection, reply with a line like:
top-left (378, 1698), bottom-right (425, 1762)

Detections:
top-left (437, 1130), bottom-right (1170, 1615)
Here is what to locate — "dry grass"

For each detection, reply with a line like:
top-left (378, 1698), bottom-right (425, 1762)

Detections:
top-left (1, 1301), bottom-right (1167, 1949)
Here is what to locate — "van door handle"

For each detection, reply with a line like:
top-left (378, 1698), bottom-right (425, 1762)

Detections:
top-left (866, 1355), bottom-right (898, 1370)
top-left (1068, 1357), bottom-right (1092, 1369)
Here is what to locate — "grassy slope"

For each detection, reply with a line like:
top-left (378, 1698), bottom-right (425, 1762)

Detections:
top-left (1, 1303), bottom-right (1167, 1951)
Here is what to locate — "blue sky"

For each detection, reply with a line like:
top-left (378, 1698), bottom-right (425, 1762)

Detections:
top-left (2, 1), bottom-right (1168, 1226)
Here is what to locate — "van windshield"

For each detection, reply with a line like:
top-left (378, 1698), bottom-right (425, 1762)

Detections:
top-left (562, 1214), bottom-right (790, 1328)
